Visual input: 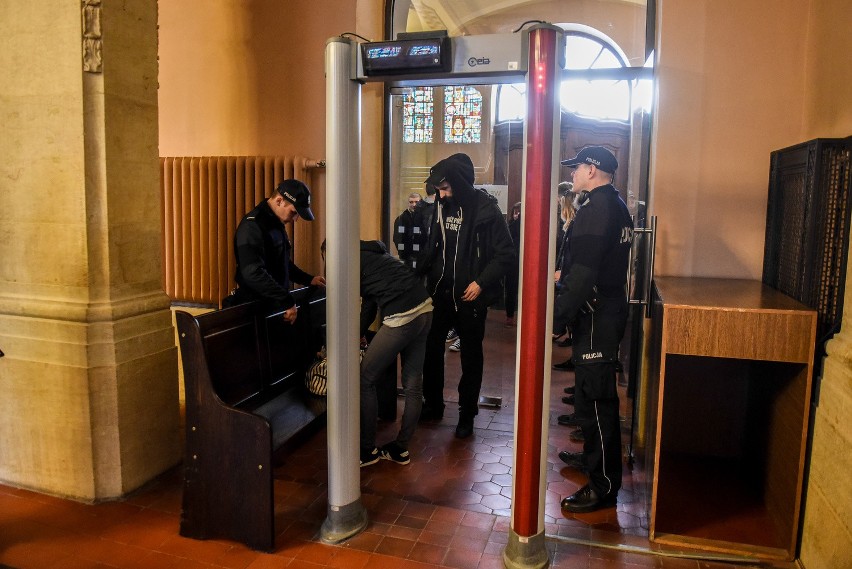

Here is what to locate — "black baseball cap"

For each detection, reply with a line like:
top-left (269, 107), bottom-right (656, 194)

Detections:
top-left (276, 179), bottom-right (314, 221)
top-left (561, 146), bottom-right (618, 174)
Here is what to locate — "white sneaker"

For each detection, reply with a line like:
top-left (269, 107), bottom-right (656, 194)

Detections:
top-left (448, 338), bottom-right (461, 352)
top-left (446, 329), bottom-right (458, 342)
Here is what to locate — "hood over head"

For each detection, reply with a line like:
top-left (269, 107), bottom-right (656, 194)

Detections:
top-left (425, 153), bottom-right (476, 203)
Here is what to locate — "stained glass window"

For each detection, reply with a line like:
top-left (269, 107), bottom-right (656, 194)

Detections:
top-left (402, 87), bottom-right (434, 143)
top-left (443, 86), bottom-right (482, 144)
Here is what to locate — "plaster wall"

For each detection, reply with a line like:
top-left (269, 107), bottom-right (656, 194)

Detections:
top-left (651, 0), bottom-right (808, 280)
top-left (157, 0), bottom-right (384, 238)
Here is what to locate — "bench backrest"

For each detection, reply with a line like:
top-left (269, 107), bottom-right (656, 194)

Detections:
top-left (180, 287), bottom-right (326, 409)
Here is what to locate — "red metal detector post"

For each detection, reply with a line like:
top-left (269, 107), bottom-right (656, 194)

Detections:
top-left (504, 24), bottom-right (562, 569)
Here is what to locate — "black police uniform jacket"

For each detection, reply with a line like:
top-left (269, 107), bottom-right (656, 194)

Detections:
top-left (359, 240), bottom-right (431, 336)
top-left (553, 184), bottom-right (633, 334)
top-left (232, 200), bottom-right (314, 310)
top-left (417, 184), bottom-right (515, 310)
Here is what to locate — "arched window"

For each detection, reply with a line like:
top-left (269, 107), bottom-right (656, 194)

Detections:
top-left (497, 30), bottom-right (637, 123)
top-left (443, 86), bottom-right (482, 143)
top-left (402, 87), bottom-right (434, 143)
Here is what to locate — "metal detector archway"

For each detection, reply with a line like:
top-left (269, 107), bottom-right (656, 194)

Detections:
top-left (322, 25), bottom-right (563, 568)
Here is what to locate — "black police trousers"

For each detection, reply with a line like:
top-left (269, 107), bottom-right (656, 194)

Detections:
top-left (571, 298), bottom-right (628, 499)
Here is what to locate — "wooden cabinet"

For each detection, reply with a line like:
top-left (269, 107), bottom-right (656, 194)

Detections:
top-left (647, 277), bottom-right (817, 561)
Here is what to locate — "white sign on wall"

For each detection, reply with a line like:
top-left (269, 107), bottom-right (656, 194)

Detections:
top-left (479, 184), bottom-right (508, 214)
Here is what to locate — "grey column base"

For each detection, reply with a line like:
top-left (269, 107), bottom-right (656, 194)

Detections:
top-left (503, 529), bottom-right (550, 569)
top-left (320, 499), bottom-right (368, 544)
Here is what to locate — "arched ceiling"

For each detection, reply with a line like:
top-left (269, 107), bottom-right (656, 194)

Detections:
top-left (394, 0), bottom-right (649, 65)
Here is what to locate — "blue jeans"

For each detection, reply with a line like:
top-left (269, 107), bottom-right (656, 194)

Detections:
top-left (360, 311), bottom-right (433, 450)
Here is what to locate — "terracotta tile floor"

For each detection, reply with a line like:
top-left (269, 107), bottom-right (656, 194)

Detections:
top-left (0, 312), bottom-right (797, 568)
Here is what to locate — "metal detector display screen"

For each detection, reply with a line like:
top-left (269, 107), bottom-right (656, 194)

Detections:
top-left (361, 38), bottom-right (450, 76)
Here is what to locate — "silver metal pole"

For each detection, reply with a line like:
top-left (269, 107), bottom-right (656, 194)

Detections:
top-left (320, 36), bottom-right (367, 544)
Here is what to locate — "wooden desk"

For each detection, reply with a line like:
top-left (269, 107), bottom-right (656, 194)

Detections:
top-left (647, 277), bottom-right (816, 561)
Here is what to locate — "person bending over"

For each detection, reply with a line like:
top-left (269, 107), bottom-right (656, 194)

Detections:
top-left (358, 240), bottom-right (433, 467)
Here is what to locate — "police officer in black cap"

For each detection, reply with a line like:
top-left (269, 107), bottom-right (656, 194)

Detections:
top-left (226, 179), bottom-right (326, 324)
top-left (553, 146), bottom-right (633, 513)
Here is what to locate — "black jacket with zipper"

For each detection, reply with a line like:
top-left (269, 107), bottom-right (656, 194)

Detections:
top-left (417, 180), bottom-right (515, 310)
top-left (359, 240), bottom-right (430, 336)
top-left (231, 199), bottom-right (314, 310)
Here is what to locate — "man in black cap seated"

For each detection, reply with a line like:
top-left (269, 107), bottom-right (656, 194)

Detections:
top-left (417, 153), bottom-right (515, 439)
top-left (552, 146), bottom-right (633, 513)
top-left (225, 179), bottom-right (326, 324)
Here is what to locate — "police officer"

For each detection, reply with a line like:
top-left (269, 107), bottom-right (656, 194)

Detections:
top-left (226, 179), bottom-right (326, 323)
top-left (552, 146), bottom-right (633, 513)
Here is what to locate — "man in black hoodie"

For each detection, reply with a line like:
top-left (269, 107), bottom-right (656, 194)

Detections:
top-left (417, 153), bottom-right (515, 439)
top-left (359, 240), bottom-right (433, 467)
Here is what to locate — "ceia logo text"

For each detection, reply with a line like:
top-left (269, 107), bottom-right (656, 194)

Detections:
top-left (467, 56), bottom-right (491, 67)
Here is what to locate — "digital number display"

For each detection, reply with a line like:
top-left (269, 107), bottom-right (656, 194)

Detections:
top-left (366, 46), bottom-right (402, 59)
top-left (361, 37), bottom-right (450, 76)
top-left (408, 45), bottom-right (438, 56)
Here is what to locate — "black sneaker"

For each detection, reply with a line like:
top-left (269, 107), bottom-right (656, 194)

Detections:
top-left (563, 386), bottom-right (575, 394)
top-left (562, 395), bottom-right (575, 406)
top-left (360, 447), bottom-right (379, 467)
top-left (379, 442), bottom-right (411, 465)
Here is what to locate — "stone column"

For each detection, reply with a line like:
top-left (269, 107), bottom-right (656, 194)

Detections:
top-left (800, 245), bottom-right (852, 566)
top-left (0, 1), bottom-right (180, 500)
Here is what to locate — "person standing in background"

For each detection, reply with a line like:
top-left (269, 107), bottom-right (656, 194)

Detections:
top-left (504, 202), bottom-right (522, 327)
top-left (392, 192), bottom-right (425, 269)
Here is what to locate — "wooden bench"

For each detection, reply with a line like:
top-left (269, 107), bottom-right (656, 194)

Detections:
top-left (175, 287), bottom-right (326, 552)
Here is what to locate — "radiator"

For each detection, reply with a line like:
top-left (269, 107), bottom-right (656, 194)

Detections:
top-left (160, 156), bottom-right (323, 306)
